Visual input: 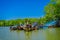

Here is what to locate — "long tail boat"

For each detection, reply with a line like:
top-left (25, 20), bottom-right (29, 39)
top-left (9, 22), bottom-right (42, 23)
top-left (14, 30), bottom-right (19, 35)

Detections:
top-left (10, 24), bottom-right (39, 31)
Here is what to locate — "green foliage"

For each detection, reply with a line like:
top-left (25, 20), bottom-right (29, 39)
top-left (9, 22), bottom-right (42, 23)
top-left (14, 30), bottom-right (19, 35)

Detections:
top-left (0, 18), bottom-right (38, 26)
top-left (45, 0), bottom-right (60, 21)
top-left (38, 17), bottom-right (46, 24)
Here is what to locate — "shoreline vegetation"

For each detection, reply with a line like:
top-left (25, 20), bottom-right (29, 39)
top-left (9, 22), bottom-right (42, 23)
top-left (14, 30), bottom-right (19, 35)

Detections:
top-left (0, 18), bottom-right (55, 26)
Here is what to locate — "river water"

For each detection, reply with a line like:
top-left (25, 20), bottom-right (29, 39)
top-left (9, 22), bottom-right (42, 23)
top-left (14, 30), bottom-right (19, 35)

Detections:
top-left (0, 27), bottom-right (60, 40)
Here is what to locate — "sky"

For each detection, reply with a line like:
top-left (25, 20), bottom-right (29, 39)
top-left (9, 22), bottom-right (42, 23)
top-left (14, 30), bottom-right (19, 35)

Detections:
top-left (0, 0), bottom-right (50, 20)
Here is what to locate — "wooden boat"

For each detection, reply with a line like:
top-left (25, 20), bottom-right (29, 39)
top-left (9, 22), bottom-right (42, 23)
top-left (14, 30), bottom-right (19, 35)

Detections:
top-left (17, 26), bottom-right (23, 30)
top-left (24, 27), bottom-right (32, 31)
top-left (23, 26), bottom-right (39, 31)
top-left (10, 24), bottom-right (39, 31)
top-left (10, 26), bottom-right (23, 30)
top-left (10, 26), bottom-right (17, 30)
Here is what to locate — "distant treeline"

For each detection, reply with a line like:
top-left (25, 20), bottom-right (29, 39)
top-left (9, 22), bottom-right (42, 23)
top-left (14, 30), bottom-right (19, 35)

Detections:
top-left (0, 17), bottom-right (55, 26)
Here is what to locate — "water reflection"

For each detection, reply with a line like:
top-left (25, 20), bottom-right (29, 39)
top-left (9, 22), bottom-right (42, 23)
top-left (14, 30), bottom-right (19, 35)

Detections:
top-left (24, 31), bottom-right (32, 40)
top-left (0, 27), bottom-right (60, 40)
top-left (10, 30), bottom-right (39, 40)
